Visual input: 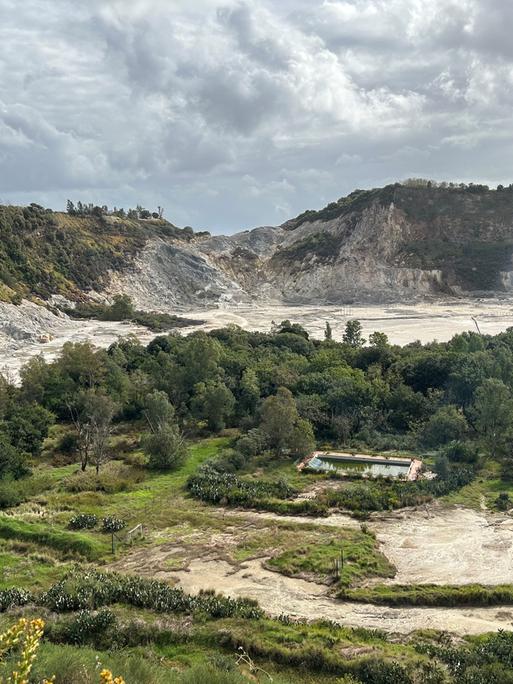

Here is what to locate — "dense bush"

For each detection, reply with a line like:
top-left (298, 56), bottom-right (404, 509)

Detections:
top-left (143, 425), bottom-right (187, 470)
top-left (0, 587), bottom-right (32, 611)
top-left (322, 467), bottom-right (475, 514)
top-left (48, 608), bottom-right (116, 646)
top-left (187, 466), bottom-right (327, 516)
top-left (416, 629), bottom-right (513, 682)
top-left (64, 295), bottom-right (197, 332)
top-left (39, 569), bottom-right (263, 619)
top-left (495, 492), bottom-right (511, 511)
top-left (441, 440), bottom-right (479, 464)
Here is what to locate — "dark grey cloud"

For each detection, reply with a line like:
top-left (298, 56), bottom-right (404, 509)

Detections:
top-left (1, 0), bottom-right (513, 232)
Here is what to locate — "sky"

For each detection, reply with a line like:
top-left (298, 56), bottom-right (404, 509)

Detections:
top-left (1, 0), bottom-right (513, 233)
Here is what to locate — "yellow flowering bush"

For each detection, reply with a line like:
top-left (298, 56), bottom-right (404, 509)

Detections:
top-left (0, 617), bottom-right (48, 684)
top-left (99, 670), bottom-right (126, 684)
top-left (0, 618), bottom-right (125, 684)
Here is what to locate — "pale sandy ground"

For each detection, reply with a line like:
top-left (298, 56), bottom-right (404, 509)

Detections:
top-left (178, 299), bottom-right (513, 345)
top-left (165, 506), bottom-right (513, 635)
top-left (373, 506), bottom-right (513, 585)
top-left (173, 557), bottom-right (513, 635)
top-left (225, 506), bottom-right (513, 586)
top-left (0, 319), bottom-right (155, 380)
top-left (3, 298), bottom-right (513, 379)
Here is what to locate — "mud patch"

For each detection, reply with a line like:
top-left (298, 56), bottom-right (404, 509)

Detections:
top-left (373, 506), bottom-right (513, 585)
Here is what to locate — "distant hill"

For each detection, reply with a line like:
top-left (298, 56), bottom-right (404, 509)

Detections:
top-left (4, 183), bottom-right (513, 308)
top-left (0, 204), bottom-right (191, 303)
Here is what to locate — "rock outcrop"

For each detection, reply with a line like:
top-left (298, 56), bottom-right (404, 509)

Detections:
top-left (107, 183), bottom-right (513, 308)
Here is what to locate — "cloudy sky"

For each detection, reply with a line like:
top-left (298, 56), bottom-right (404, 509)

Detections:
top-left (1, 0), bottom-right (512, 233)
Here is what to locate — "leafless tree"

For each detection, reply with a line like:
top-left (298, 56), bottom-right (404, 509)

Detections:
top-left (68, 392), bottom-right (117, 472)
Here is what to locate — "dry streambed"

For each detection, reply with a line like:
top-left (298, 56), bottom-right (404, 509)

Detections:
top-left (160, 506), bottom-right (513, 635)
top-left (173, 557), bottom-right (513, 635)
top-left (110, 505), bottom-right (513, 634)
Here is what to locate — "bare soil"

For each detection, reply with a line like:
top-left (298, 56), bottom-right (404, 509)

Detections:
top-left (110, 503), bottom-right (513, 635)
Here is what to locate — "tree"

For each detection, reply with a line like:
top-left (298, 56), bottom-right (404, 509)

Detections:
top-left (68, 391), bottom-right (116, 472)
top-left (473, 378), bottom-right (513, 457)
top-left (5, 403), bottom-right (54, 456)
top-left (343, 320), bottom-right (365, 347)
top-left (143, 424), bottom-right (187, 470)
top-left (144, 390), bottom-right (175, 432)
top-left (418, 405), bottom-right (468, 448)
top-left (324, 322), bottom-right (333, 341)
top-left (276, 320), bottom-right (309, 339)
top-left (180, 334), bottom-right (222, 390)
top-left (58, 342), bottom-right (106, 391)
top-left (0, 434), bottom-right (29, 479)
top-left (141, 391), bottom-right (187, 470)
top-left (239, 368), bottom-right (260, 416)
top-left (88, 394), bottom-right (117, 474)
top-left (104, 295), bottom-right (135, 321)
top-left (192, 382), bottom-right (235, 432)
top-left (369, 331), bottom-right (389, 348)
top-left (260, 387), bottom-right (315, 457)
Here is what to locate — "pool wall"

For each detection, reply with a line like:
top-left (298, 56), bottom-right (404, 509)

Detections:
top-left (298, 451), bottom-right (423, 481)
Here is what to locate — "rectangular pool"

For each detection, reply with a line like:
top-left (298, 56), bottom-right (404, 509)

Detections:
top-left (301, 451), bottom-right (421, 480)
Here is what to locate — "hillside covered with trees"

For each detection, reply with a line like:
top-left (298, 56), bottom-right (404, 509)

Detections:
top-left (0, 203), bottom-right (195, 304)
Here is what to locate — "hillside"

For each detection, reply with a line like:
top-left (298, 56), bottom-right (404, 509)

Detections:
top-left (109, 183), bottom-right (513, 308)
top-left (3, 184), bottom-right (513, 310)
top-left (0, 204), bottom-right (190, 304)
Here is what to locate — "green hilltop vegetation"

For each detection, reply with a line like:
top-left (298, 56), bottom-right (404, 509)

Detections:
top-left (0, 318), bottom-right (513, 679)
top-left (0, 202), bottom-right (204, 304)
top-left (279, 180), bottom-right (513, 291)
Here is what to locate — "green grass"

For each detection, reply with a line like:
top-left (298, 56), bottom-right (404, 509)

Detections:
top-left (338, 583), bottom-right (513, 606)
top-left (0, 609), bottom-right (429, 684)
top-left (0, 517), bottom-right (107, 560)
top-left (267, 528), bottom-right (395, 587)
top-left (0, 545), bottom-right (70, 590)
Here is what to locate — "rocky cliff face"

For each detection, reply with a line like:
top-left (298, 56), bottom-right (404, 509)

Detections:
top-left (108, 184), bottom-right (513, 308)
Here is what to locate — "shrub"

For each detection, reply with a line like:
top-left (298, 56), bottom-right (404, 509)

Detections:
top-left (441, 440), bottom-right (479, 464)
top-left (102, 517), bottom-right (126, 533)
top-left (68, 513), bottom-right (98, 530)
top-left (142, 426), bottom-right (187, 471)
top-left (62, 462), bottom-right (144, 494)
top-left (0, 484), bottom-right (24, 509)
top-left (418, 406), bottom-right (468, 448)
top-left (495, 492), bottom-right (511, 511)
top-left (57, 431), bottom-right (79, 455)
top-left (48, 609), bottom-right (116, 646)
top-left (0, 587), bottom-right (32, 612)
top-left (40, 569), bottom-right (263, 619)
top-left (322, 467), bottom-right (474, 514)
